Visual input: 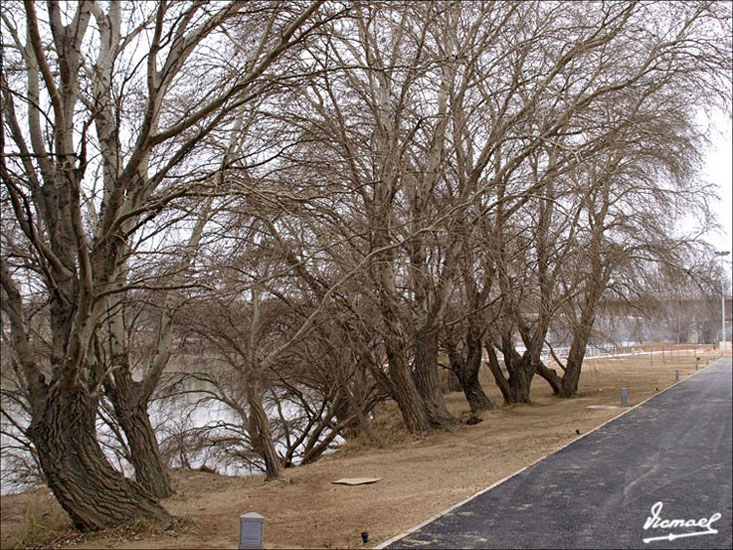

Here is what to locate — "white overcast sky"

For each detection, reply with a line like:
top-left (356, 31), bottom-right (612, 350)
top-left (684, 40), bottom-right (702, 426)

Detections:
top-left (702, 114), bottom-right (733, 279)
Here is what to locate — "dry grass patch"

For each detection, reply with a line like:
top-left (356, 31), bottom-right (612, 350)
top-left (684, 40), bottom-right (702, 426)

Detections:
top-left (0, 489), bottom-right (76, 549)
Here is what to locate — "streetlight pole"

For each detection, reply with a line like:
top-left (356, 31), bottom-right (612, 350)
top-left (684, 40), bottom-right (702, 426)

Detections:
top-left (715, 250), bottom-right (730, 351)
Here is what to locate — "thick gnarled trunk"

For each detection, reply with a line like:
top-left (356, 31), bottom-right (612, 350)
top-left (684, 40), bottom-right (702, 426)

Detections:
top-left (455, 364), bottom-right (495, 413)
top-left (27, 386), bottom-right (171, 531)
top-left (414, 329), bottom-right (455, 426)
top-left (111, 393), bottom-right (173, 499)
top-left (246, 383), bottom-right (282, 481)
top-left (105, 293), bottom-right (173, 500)
top-left (507, 362), bottom-right (533, 404)
top-left (559, 324), bottom-right (593, 397)
top-left (447, 330), bottom-right (495, 413)
top-left (385, 342), bottom-right (435, 433)
top-left (372, 250), bottom-right (436, 433)
top-left (486, 340), bottom-right (534, 405)
top-left (535, 361), bottom-right (562, 395)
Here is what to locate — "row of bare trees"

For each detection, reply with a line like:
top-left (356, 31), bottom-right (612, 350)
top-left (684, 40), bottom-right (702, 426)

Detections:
top-left (2, 0), bottom-right (730, 532)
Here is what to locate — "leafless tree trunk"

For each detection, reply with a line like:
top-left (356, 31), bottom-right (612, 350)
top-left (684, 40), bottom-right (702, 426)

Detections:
top-left (445, 324), bottom-right (495, 413)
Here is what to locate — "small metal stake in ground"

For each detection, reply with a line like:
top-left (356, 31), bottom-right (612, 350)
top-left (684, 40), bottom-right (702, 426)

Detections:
top-left (621, 388), bottom-right (628, 408)
top-left (675, 369), bottom-right (680, 382)
top-left (239, 512), bottom-right (264, 550)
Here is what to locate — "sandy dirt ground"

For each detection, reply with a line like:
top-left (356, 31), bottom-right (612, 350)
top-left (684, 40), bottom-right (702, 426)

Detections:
top-left (1, 348), bottom-right (726, 549)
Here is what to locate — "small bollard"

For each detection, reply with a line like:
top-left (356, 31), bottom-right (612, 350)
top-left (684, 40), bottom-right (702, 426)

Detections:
top-left (239, 512), bottom-right (264, 550)
top-left (675, 369), bottom-right (679, 382)
top-left (361, 531), bottom-right (369, 544)
top-left (621, 387), bottom-right (628, 408)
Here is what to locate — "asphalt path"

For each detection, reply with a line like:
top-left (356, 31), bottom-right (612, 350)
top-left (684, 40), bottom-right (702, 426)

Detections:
top-left (384, 357), bottom-right (732, 549)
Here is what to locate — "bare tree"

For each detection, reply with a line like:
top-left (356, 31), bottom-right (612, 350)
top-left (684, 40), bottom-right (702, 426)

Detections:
top-left (1, 0), bottom-right (325, 529)
top-left (479, 0), bottom-right (730, 402)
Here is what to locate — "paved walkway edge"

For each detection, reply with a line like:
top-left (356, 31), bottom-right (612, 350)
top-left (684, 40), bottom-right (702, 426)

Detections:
top-left (374, 358), bottom-right (724, 549)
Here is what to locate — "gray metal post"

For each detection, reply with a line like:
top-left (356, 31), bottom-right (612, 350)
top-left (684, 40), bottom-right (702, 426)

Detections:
top-left (715, 250), bottom-right (730, 350)
top-left (675, 369), bottom-right (679, 382)
top-left (722, 260), bottom-right (726, 349)
top-left (239, 513), bottom-right (264, 550)
top-left (621, 388), bottom-right (628, 408)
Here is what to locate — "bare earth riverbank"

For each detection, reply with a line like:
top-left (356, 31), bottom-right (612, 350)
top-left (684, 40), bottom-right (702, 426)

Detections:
top-left (2, 348), bottom-right (726, 549)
